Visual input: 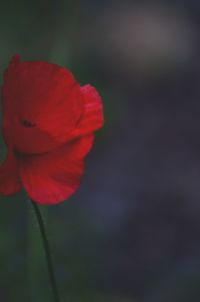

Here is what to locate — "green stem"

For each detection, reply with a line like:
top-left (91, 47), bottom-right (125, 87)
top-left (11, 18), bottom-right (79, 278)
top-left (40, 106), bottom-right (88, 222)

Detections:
top-left (30, 200), bottom-right (61, 302)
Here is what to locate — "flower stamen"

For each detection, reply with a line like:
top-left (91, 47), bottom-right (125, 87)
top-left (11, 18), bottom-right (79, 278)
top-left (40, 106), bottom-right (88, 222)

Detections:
top-left (21, 120), bottom-right (36, 128)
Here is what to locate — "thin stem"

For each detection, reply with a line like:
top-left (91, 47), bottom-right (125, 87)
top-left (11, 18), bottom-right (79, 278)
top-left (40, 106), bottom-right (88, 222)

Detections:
top-left (30, 200), bottom-right (61, 302)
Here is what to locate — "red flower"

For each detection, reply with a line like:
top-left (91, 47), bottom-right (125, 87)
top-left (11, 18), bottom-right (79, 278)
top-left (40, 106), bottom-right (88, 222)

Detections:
top-left (0, 55), bottom-right (104, 204)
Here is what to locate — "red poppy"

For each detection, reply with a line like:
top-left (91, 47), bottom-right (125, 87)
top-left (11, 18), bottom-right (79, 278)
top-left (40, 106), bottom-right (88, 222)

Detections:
top-left (0, 55), bottom-right (104, 204)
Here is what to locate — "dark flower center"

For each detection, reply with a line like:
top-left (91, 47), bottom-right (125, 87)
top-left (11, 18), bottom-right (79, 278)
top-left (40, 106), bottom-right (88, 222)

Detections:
top-left (21, 120), bottom-right (36, 128)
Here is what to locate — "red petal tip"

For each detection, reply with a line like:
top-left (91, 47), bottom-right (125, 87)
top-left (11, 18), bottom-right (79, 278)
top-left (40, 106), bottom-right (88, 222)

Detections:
top-left (10, 54), bottom-right (21, 66)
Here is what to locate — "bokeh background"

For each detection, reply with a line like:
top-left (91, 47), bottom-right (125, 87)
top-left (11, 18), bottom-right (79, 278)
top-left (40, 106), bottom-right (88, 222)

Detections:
top-left (1, 0), bottom-right (200, 301)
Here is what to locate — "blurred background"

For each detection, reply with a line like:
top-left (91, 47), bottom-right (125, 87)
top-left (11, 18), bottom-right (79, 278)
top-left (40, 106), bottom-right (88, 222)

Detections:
top-left (1, 0), bottom-right (200, 301)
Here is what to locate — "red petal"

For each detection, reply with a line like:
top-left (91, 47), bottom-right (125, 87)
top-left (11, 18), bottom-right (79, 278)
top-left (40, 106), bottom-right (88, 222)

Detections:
top-left (71, 84), bottom-right (104, 138)
top-left (2, 55), bottom-right (83, 153)
top-left (18, 135), bottom-right (94, 204)
top-left (0, 149), bottom-right (21, 195)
